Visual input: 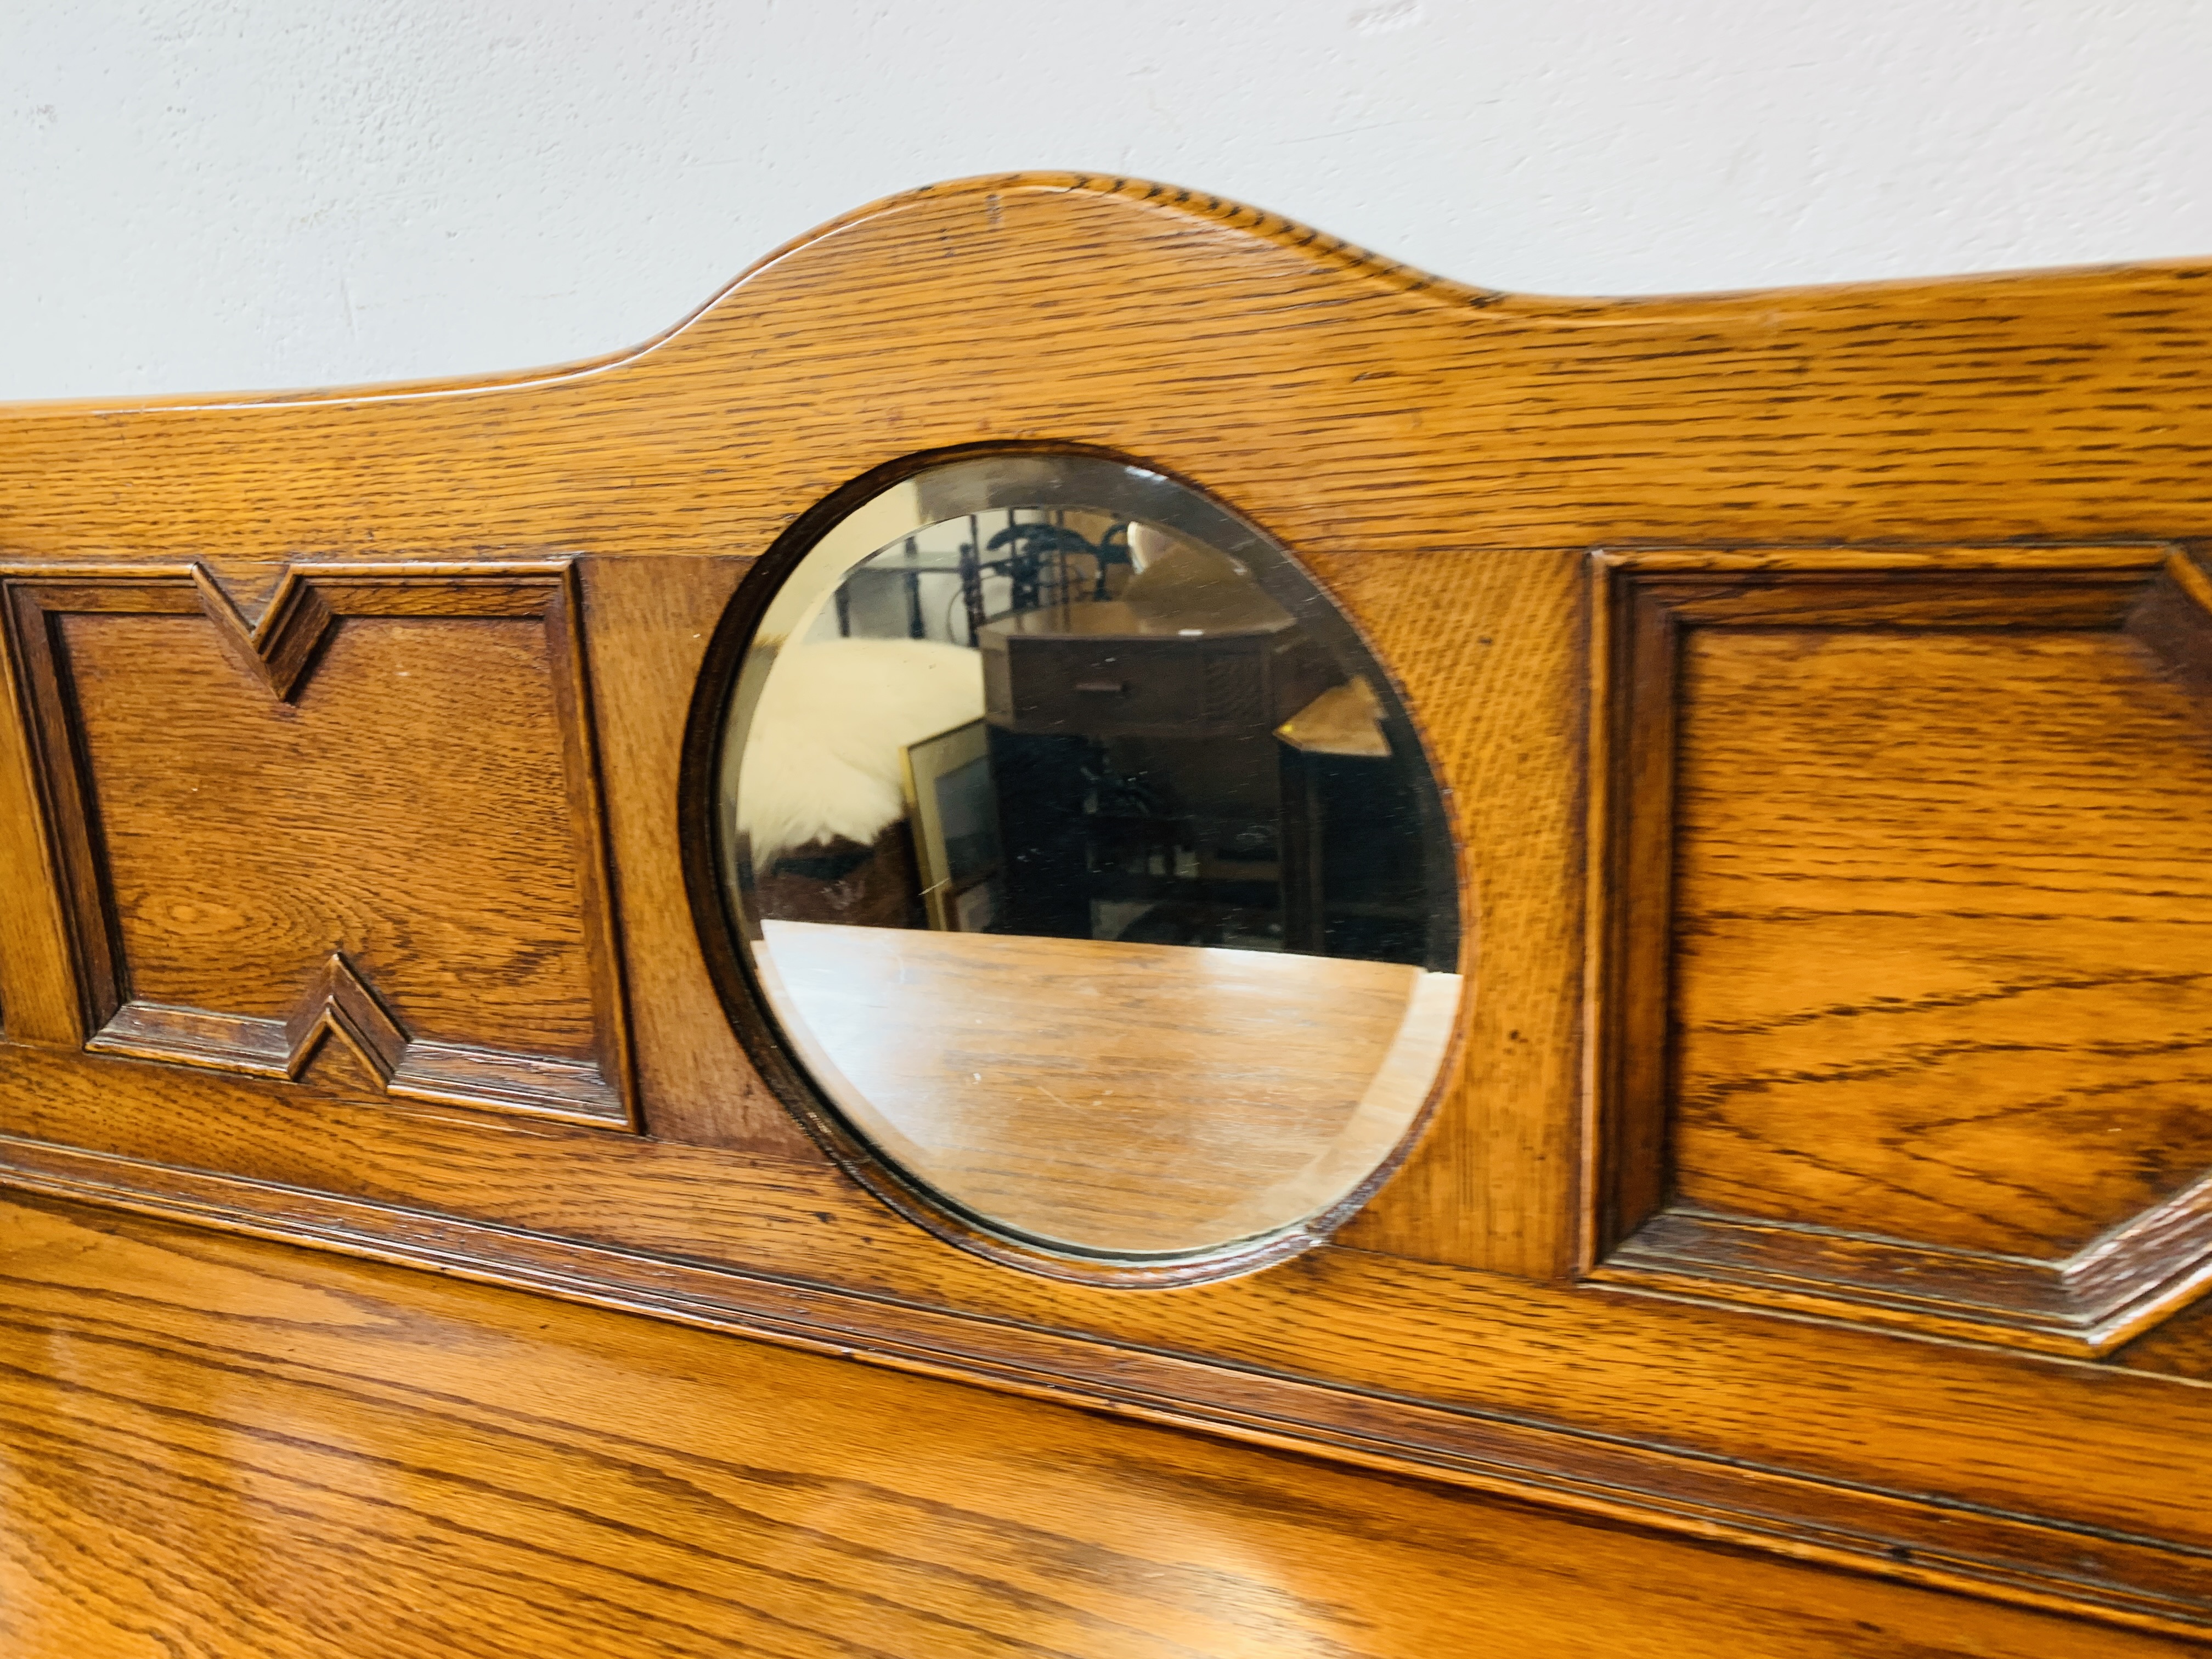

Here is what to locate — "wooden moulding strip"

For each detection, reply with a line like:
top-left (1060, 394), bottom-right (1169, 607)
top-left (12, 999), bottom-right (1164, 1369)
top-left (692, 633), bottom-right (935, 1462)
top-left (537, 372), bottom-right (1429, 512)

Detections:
top-left (1597, 1191), bottom-right (2212, 1360)
top-left (0, 1134), bottom-right (2208, 1642)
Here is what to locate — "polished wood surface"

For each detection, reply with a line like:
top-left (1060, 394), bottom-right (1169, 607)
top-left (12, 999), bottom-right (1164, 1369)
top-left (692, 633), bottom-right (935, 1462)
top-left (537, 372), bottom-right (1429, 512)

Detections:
top-left (759, 920), bottom-right (1458, 1254)
top-left (0, 562), bottom-right (629, 1121)
top-left (6, 1192), bottom-right (2200, 1659)
top-left (3, 174), bottom-right (2212, 1651)
top-left (8, 1083), bottom-right (2212, 1616)
top-left (5, 176), bottom-right (2209, 1273)
top-left (580, 555), bottom-right (778, 1149)
top-left (1588, 546), bottom-right (2212, 1356)
top-left (1672, 614), bottom-right (2212, 1260)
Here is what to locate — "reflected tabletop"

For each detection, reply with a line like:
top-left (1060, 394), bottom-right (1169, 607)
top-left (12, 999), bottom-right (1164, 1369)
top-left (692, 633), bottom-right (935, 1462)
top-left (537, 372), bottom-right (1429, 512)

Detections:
top-left (758, 920), bottom-right (1460, 1257)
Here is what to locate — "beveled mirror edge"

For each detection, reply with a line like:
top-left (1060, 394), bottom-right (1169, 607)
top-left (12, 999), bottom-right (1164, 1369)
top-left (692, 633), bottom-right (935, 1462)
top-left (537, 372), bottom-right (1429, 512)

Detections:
top-left (680, 438), bottom-right (1472, 1285)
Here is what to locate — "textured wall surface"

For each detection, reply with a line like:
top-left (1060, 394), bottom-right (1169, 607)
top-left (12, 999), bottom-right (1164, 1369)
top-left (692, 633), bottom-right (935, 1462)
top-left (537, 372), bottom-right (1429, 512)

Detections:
top-left (5, 0), bottom-right (2210, 399)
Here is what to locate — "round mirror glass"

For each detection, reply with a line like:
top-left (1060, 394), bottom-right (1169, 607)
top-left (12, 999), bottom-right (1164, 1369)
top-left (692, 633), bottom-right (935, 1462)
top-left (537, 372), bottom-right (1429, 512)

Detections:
top-left (714, 454), bottom-right (1461, 1266)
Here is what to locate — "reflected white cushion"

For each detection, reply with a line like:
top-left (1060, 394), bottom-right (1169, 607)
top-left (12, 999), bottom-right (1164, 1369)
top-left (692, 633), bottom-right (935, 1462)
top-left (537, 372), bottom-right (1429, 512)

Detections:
top-left (737, 638), bottom-right (985, 864)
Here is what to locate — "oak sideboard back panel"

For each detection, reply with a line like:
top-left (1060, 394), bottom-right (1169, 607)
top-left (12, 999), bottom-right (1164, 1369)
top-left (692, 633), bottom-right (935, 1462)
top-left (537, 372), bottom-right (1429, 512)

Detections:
top-left (3, 176), bottom-right (2211, 1656)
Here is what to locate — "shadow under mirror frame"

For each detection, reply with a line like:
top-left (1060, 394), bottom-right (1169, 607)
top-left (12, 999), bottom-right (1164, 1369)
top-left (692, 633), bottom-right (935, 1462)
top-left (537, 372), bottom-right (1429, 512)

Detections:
top-left (680, 441), bottom-right (1467, 1286)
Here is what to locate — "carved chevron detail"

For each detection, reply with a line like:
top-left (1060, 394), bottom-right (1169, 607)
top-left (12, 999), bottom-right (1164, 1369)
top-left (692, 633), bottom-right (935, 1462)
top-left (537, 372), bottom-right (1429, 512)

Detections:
top-left (90, 953), bottom-right (623, 1119)
top-left (93, 953), bottom-right (405, 1081)
top-left (184, 561), bottom-right (574, 701)
top-left (0, 559), bottom-right (576, 701)
top-left (0, 557), bottom-right (634, 1125)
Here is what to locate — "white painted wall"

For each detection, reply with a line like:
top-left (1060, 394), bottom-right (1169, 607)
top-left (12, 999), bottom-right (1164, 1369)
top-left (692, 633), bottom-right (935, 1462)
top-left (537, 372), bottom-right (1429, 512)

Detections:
top-left (6, 0), bottom-right (2209, 400)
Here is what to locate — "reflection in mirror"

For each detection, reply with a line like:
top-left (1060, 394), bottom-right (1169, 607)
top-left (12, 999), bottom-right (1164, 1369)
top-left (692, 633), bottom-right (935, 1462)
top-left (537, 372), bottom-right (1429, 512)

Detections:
top-left (717, 455), bottom-right (1461, 1265)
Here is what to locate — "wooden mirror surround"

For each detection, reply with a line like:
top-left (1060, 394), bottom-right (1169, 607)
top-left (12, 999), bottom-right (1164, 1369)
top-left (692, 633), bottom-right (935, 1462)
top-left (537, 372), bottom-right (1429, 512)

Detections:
top-left (708, 449), bottom-right (1462, 1275)
top-left (4, 176), bottom-right (2212, 1655)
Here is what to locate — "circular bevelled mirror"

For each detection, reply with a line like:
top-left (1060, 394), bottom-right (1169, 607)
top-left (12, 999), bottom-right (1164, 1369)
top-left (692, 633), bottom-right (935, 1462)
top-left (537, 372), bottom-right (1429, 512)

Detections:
top-left (703, 452), bottom-right (1462, 1277)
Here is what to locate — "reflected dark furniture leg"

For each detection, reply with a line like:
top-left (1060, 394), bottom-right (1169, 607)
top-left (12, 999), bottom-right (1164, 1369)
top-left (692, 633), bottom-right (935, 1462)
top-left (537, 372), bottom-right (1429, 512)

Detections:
top-left (988, 726), bottom-right (1093, 938)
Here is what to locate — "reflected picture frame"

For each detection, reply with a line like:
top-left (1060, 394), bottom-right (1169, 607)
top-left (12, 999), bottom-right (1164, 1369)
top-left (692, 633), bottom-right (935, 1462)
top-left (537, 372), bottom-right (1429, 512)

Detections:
top-left (901, 716), bottom-right (1001, 932)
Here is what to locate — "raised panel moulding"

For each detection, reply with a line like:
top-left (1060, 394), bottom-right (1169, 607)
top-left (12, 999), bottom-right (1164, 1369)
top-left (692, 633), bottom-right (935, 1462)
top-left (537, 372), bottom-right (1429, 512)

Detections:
top-left (0, 561), bottom-right (633, 1126)
top-left (1588, 545), bottom-right (2212, 1356)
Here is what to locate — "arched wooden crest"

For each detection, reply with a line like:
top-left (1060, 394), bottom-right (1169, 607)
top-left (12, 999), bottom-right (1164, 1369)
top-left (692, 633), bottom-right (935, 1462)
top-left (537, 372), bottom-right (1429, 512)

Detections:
top-left (3, 174), bottom-right (2212, 1645)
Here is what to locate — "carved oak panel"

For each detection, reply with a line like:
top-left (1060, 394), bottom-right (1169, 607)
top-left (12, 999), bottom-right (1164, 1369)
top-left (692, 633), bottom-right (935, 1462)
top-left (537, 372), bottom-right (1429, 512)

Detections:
top-left (0, 562), bottom-right (631, 1124)
top-left (1591, 546), bottom-right (2212, 1355)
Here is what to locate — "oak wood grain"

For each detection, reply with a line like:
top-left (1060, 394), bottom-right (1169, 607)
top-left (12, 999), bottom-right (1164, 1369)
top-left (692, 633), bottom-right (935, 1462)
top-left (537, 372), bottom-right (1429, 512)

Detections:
top-left (4, 181), bottom-right (2210, 564)
top-left (4, 1190), bottom-right (2204, 1659)
top-left (577, 555), bottom-right (805, 1152)
top-left (2115, 1289), bottom-right (2212, 1380)
top-left (0, 589), bottom-right (78, 1046)
top-left (1312, 546), bottom-right (1584, 1272)
top-left (5, 1049), bottom-right (2212, 1579)
top-left (1590, 546), bottom-right (2212, 1351)
top-left (0, 562), bottom-right (633, 1123)
top-left (1675, 617), bottom-right (2212, 1256)
top-left (5, 174), bottom-right (2209, 1283)
top-left (4, 176), bottom-right (2212, 1650)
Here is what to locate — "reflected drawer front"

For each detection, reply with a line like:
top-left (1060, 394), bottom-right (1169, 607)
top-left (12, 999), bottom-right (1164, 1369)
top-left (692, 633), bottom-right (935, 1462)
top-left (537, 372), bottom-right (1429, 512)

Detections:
top-left (992, 635), bottom-right (1215, 735)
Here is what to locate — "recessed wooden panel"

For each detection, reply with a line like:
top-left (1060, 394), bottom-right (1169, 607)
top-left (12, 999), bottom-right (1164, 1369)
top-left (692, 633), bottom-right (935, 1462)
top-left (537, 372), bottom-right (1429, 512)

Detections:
top-left (0, 563), bottom-right (631, 1124)
top-left (1675, 624), bottom-right (2212, 1256)
top-left (1591, 548), bottom-right (2212, 1353)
